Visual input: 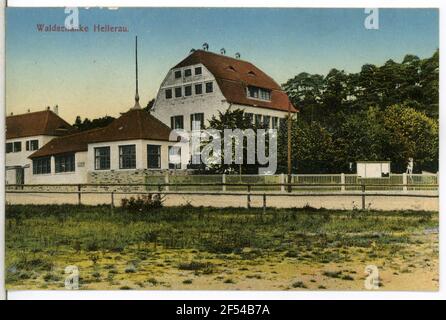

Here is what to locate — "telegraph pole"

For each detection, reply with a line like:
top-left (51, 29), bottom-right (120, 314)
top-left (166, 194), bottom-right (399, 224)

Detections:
top-left (287, 100), bottom-right (292, 192)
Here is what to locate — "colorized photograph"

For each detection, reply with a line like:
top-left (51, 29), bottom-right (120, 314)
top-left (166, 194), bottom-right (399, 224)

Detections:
top-left (4, 7), bottom-right (439, 291)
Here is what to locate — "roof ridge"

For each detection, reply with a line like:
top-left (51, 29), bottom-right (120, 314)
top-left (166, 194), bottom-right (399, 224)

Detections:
top-left (194, 49), bottom-right (251, 64)
top-left (6, 109), bottom-right (50, 118)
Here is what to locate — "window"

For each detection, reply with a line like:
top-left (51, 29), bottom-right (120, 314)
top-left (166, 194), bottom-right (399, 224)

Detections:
top-left (195, 83), bottom-right (203, 95)
top-left (247, 86), bottom-right (271, 101)
top-left (175, 87), bottom-right (182, 98)
top-left (185, 85), bottom-right (192, 96)
top-left (95, 147), bottom-right (110, 170)
top-left (263, 116), bottom-right (271, 128)
top-left (33, 157), bottom-right (51, 174)
top-left (55, 153), bottom-right (75, 173)
top-left (170, 115), bottom-right (184, 129)
top-left (255, 114), bottom-right (262, 126)
top-left (272, 117), bottom-right (279, 129)
top-left (205, 82), bottom-right (213, 93)
top-left (195, 67), bottom-right (202, 75)
top-left (174, 70), bottom-right (181, 79)
top-left (184, 69), bottom-right (192, 77)
top-left (6, 143), bottom-right (13, 153)
top-left (169, 146), bottom-right (181, 169)
top-left (119, 145), bottom-right (136, 169)
top-left (13, 141), bottom-right (21, 152)
top-left (279, 118), bottom-right (287, 128)
top-left (165, 88), bottom-right (172, 99)
top-left (190, 113), bottom-right (204, 130)
top-left (245, 113), bottom-right (254, 123)
top-left (147, 145), bottom-right (161, 169)
top-left (26, 140), bottom-right (39, 151)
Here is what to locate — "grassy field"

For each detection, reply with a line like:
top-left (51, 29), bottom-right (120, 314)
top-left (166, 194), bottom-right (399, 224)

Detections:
top-left (5, 204), bottom-right (439, 291)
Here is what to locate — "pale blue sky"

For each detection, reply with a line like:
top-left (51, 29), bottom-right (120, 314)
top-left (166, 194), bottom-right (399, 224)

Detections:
top-left (6, 7), bottom-right (439, 122)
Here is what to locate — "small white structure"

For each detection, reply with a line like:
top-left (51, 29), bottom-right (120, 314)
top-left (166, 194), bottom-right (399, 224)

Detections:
top-left (356, 161), bottom-right (391, 178)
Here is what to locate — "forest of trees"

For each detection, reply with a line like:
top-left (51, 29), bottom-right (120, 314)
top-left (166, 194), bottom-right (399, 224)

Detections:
top-left (278, 50), bottom-right (439, 174)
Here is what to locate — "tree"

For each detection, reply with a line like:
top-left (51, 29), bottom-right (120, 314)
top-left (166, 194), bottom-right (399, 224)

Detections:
top-left (382, 104), bottom-right (438, 172)
top-left (202, 109), bottom-right (268, 174)
top-left (277, 116), bottom-right (337, 173)
top-left (144, 98), bottom-right (155, 113)
top-left (72, 115), bottom-right (115, 131)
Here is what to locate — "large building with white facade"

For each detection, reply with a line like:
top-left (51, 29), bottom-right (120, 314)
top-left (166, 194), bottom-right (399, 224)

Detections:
top-left (151, 49), bottom-right (297, 131)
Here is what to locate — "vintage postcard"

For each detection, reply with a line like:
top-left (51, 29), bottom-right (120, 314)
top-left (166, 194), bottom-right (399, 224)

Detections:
top-left (2, 4), bottom-right (440, 296)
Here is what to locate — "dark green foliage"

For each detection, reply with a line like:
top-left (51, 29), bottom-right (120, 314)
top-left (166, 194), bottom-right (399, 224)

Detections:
top-left (121, 194), bottom-right (163, 212)
top-left (281, 50), bottom-right (439, 173)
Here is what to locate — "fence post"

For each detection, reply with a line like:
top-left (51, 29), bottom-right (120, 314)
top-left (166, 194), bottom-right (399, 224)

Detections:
top-left (77, 184), bottom-right (81, 206)
top-left (247, 185), bottom-right (251, 209)
top-left (341, 173), bottom-right (345, 192)
top-left (263, 193), bottom-right (266, 214)
top-left (403, 173), bottom-right (408, 192)
top-left (110, 192), bottom-right (114, 212)
top-left (361, 182), bottom-right (366, 210)
top-left (280, 173), bottom-right (285, 192)
top-left (222, 173), bottom-right (226, 192)
top-left (165, 172), bottom-right (169, 192)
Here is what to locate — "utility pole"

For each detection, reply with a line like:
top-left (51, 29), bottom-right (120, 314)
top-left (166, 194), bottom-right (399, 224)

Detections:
top-left (287, 100), bottom-right (292, 192)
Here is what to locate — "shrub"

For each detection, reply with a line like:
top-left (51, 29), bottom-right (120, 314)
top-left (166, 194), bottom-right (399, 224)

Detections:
top-left (120, 194), bottom-right (163, 212)
top-left (292, 281), bottom-right (307, 288)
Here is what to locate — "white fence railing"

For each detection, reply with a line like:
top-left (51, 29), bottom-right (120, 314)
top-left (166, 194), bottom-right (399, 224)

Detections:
top-left (153, 173), bottom-right (437, 192)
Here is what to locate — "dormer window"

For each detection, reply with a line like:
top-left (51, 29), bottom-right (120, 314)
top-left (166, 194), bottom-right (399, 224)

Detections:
top-left (227, 66), bottom-right (236, 72)
top-left (247, 86), bottom-right (271, 101)
top-left (248, 71), bottom-right (256, 76)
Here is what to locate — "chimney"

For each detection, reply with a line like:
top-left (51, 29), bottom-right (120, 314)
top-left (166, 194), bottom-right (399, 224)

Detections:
top-left (53, 105), bottom-right (59, 115)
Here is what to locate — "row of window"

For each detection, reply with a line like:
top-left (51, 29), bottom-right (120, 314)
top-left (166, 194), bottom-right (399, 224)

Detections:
top-left (171, 113), bottom-right (205, 130)
top-left (165, 82), bottom-right (213, 99)
top-left (247, 86), bottom-right (272, 101)
top-left (174, 67), bottom-right (202, 79)
top-left (245, 113), bottom-right (280, 129)
top-left (33, 145), bottom-right (183, 175)
top-left (33, 153), bottom-right (74, 175)
top-left (6, 139), bottom-right (39, 153)
top-left (170, 113), bottom-right (280, 130)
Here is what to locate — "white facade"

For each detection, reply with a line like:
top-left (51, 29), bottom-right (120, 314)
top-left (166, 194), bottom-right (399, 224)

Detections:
top-left (87, 139), bottom-right (188, 172)
top-left (5, 135), bottom-right (57, 184)
top-left (28, 151), bottom-right (88, 184)
top-left (151, 63), bottom-right (289, 132)
top-left (357, 161), bottom-right (391, 178)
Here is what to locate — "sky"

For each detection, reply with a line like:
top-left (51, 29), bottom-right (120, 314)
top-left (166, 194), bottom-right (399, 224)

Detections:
top-left (5, 7), bottom-right (439, 123)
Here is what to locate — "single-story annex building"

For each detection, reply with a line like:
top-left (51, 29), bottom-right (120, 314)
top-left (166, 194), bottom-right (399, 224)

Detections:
top-left (26, 107), bottom-right (185, 185)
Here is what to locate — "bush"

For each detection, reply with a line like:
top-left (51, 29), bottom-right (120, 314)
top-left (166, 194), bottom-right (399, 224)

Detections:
top-left (121, 194), bottom-right (163, 212)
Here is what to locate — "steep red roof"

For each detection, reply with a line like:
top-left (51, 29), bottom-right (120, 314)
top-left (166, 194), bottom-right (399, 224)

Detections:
top-left (6, 110), bottom-right (74, 139)
top-left (89, 109), bottom-right (174, 143)
top-left (29, 109), bottom-right (175, 158)
top-left (173, 50), bottom-right (297, 113)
